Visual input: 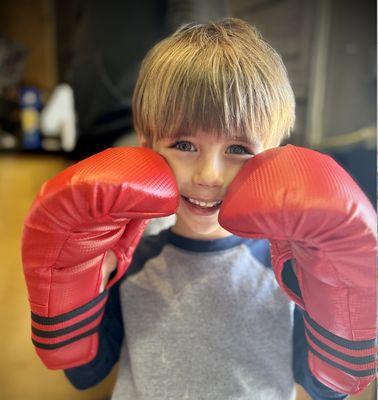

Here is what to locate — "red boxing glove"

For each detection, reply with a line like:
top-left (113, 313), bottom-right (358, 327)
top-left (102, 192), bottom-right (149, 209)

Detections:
top-left (219, 145), bottom-right (376, 395)
top-left (22, 147), bottom-right (179, 369)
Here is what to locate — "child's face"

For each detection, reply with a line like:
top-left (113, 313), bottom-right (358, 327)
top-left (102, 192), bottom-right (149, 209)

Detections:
top-left (152, 130), bottom-right (260, 240)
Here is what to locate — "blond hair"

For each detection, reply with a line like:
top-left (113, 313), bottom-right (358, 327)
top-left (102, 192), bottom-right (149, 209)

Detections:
top-left (132, 18), bottom-right (295, 149)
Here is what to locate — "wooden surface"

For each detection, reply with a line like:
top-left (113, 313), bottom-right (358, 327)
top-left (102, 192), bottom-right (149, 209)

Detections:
top-left (0, 153), bottom-right (375, 399)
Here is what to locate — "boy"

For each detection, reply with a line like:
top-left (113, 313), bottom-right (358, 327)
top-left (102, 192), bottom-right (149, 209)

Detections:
top-left (22, 19), bottom-right (375, 399)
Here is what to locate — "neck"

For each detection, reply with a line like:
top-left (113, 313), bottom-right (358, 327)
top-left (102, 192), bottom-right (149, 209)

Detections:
top-left (171, 220), bottom-right (232, 240)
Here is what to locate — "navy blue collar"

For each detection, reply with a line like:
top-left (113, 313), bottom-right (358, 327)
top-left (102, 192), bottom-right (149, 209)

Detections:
top-left (161, 228), bottom-right (247, 253)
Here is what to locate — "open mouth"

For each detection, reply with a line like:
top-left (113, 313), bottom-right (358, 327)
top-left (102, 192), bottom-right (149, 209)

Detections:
top-left (182, 195), bottom-right (222, 214)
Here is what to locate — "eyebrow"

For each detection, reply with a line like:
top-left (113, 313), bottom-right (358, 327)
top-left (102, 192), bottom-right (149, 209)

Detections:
top-left (229, 135), bottom-right (254, 143)
top-left (170, 131), bottom-right (255, 145)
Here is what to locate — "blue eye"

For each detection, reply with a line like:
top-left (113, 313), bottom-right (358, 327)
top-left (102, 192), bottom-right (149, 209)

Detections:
top-left (171, 141), bottom-right (196, 152)
top-left (226, 145), bottom-right (252, 155)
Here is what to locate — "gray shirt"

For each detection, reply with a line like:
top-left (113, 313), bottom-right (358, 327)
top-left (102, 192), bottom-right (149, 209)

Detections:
top-left (111, 230), bottom-right (295, 399)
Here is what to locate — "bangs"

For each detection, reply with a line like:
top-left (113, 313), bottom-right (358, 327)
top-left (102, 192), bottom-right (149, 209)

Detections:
top-left (132, 19), bottom-right (295, 149)
top-left (152, 53), bottom-right (256, 143)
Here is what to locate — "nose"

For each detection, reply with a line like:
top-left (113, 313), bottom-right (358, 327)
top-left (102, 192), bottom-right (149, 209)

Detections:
top-left (192, 153), bottom-right (224, 187)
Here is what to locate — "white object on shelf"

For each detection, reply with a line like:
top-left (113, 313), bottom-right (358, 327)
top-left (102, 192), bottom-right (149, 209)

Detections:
top-left (40, 84), bottom-right (77, 152)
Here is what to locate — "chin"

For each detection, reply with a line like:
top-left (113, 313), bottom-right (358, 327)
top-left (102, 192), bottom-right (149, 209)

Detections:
top-left (178, 218), bottom-right (229, 240)
top-left (174, 201), bottom-right (230, 239)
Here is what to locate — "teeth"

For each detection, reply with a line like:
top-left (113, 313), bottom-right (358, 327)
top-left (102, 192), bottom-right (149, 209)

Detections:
top-left (186, 197), bottom-right (222, 208)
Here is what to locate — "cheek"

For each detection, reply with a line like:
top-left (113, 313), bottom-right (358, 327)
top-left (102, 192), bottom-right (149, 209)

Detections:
top-left (223, 160), bottom-right (247, 190)
top-left (170, 162), bottom-right (191, 192)
top-left (154, 149), bottom-right (190, 191)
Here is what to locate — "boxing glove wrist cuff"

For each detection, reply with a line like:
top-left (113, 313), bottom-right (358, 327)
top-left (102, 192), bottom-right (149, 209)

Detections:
top-left (31, 290), bottom-right (108, 350)
top-left (303, 311), bottom-right (377, 378)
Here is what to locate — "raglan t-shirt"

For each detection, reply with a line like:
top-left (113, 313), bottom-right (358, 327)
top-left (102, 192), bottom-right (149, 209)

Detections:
top-left (65, 229), bottom-right (347, 400)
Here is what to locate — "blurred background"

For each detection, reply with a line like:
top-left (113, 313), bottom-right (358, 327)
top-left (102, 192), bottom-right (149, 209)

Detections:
top-left (0, 0), bottom-right (376, 399)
